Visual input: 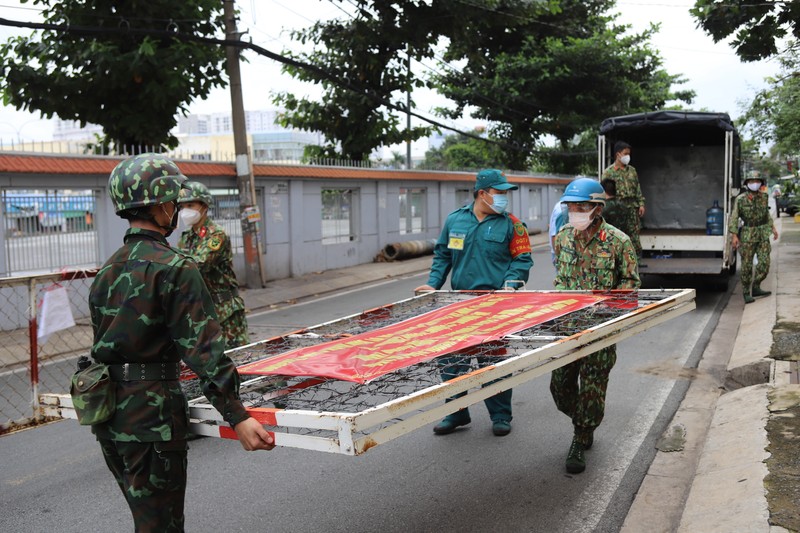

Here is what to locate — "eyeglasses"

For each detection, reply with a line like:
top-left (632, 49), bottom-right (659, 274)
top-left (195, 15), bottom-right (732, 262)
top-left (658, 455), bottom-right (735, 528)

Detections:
top-left (566, 202), bottom-right (596, 213)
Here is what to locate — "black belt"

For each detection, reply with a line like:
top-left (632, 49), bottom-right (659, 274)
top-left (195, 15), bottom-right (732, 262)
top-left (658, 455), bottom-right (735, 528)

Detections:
top-left (108, 362), bottom-right (181, 382)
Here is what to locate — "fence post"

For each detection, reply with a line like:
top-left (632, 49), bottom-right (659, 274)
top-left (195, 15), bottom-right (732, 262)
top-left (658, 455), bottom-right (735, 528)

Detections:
top-left (27, 278), bottom-right (40, 422)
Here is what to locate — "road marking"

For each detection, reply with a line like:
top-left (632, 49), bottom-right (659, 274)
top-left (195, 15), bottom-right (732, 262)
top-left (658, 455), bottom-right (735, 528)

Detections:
top-left (247, 272), bottom-right (427, 319)
top-left (559, 306), bottom-right (714, 533)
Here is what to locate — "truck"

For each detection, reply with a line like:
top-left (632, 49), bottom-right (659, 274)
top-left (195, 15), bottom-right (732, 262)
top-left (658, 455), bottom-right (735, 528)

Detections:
top-left (598, 110), bottom-right (741, 288)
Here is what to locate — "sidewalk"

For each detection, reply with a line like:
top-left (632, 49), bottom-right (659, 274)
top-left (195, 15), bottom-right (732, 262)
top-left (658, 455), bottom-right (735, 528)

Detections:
top-left (624, 215), bottom-right (800, 533)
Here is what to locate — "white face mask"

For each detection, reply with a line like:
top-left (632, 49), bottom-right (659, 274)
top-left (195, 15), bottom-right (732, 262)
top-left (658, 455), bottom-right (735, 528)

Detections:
top-left (179, 208), bottom-right (203, 227)
top-left (569, 208), bottom-right (596, 231)
top-left (619, 154), bottom-right (631, 166)
top-left (746, 182), bottom-right (761, 192)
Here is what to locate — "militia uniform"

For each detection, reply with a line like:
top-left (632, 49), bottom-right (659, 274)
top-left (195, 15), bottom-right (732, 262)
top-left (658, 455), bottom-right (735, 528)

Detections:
top-left (178, 219), bottom-right (249, 349)
top-left (729, 186), bottom-right (775, 302)
top-left (427, 202), bottom-right (533, 428)
top-left (89, 154), bottom-right (265, 532)
top-left (602, 164), bottom-right (645, 256)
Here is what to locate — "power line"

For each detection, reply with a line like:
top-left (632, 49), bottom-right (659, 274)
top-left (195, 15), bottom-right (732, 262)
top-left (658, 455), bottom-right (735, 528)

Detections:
top-left (0, 15), bottom-right (594, 157)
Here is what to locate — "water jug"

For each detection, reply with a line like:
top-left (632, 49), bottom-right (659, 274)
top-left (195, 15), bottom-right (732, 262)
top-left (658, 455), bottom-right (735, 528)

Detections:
top-left (706, 200), bottom-right (723, 235)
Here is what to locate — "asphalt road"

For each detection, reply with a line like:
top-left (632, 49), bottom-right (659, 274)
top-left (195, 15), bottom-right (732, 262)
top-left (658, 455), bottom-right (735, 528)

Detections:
top-left (0, 247), bottom-right (730, 532)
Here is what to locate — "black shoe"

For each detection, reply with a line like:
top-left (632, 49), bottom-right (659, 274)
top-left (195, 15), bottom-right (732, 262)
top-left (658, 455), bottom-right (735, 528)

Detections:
top-left (433, 416), bottom-right (470, 435)
top-left (566, 438), bottom-right (586, 474)
top-left (492, 420), bottom-right (511, 436)
top-left (744, 293), bottom-right (755, 304)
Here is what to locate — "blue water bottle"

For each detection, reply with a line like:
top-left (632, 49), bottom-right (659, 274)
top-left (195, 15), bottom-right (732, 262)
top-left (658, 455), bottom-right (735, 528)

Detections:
top-left (706, 200), bottom-right (723, 235)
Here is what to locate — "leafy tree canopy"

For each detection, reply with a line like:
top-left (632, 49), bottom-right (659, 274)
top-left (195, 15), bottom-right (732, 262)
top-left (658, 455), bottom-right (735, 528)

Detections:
top-left (0, 0), bottom-right (226, 150)
top-left (740, 47), bottom-right (800, 160)
top-left (435, 0), bottom-right (693, 172)
top-left (691, 0), bottom-right (800, 61)
top-left (420, 128), bottom-right (505, 171)
top-left (273, 1), bottom-right (441, 161)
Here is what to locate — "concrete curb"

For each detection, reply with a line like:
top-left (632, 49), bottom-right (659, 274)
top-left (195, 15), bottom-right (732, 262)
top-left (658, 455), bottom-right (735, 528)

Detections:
top-left (625, 215), bottom-right (799, 533)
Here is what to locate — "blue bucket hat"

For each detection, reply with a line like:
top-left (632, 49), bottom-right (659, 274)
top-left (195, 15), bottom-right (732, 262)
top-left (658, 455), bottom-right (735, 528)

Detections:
top-left (474, 169), bottom-right (518, 191)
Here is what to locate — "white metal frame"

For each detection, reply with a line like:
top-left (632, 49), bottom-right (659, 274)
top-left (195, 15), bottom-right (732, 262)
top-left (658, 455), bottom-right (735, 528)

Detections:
top-left (40, 289), bottom-right (695, 455)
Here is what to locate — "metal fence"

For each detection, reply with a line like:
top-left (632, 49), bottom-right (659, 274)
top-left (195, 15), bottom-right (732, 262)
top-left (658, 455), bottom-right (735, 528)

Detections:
top-left (0, 269), bottom-right (96, 434)
top-left (2, 189), bottom-right (101, 275)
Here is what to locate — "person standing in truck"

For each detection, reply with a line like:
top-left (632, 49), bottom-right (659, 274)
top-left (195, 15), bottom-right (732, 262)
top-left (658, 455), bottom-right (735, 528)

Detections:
top-left (729, 176), bottom-right (779, 304)
top-left (602, 141), bottom-right (645, 261)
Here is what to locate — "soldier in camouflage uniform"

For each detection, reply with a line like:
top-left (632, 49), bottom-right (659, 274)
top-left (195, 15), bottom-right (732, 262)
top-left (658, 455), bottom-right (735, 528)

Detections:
top-left (177, 182), bottom-right (250, 349)
top-left (600, 178), bottom-right (629, 234)
top-left (551, 178), bottom-right (640, 474)
top-left (729, 176), bottom-right (779, 304)
top-left (602, 141), bottom-right (645, 258)
top-left (88, 154), bottom-right (274, 532)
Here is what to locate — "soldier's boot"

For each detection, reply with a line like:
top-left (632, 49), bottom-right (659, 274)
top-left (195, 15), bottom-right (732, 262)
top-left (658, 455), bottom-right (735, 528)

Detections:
top-left (565, 437), bottom-right (586, 474)
top-left (752, 285), bottom-right (771, 298)
top-left (743, 292), bottom-right (755, 304)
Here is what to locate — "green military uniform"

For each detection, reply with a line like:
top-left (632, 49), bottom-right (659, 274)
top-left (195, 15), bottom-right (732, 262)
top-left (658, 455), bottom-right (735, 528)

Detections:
top-left (428, 203), bottom-right (533, 425)
top-left (87, 154), bottom-right (260, 532)
top-left (90, 227), bottom-right (249, 532)
top-left (602, 164), bottom-right (645, 256)
top-left (729, 189), bottom-right (774, 299)
top-left (602, 196), bottom-right (629, 235)
top-left (178, 219), bottom-right (249, 349)
top-left (551, 218), bottom-right (640, 446)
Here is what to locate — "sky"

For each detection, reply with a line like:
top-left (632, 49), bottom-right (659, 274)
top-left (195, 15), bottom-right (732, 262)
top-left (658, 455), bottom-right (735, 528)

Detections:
top-left (0, 0), bottom-right (783, 155)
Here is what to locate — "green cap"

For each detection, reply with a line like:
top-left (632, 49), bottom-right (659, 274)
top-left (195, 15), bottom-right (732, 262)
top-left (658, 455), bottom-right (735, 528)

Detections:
top-left (474, 169), bottom-right (518, 191)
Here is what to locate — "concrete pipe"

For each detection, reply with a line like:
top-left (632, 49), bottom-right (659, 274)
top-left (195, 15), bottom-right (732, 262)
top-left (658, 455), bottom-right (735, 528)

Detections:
top-left (382, 239), bottom-right (436, 261)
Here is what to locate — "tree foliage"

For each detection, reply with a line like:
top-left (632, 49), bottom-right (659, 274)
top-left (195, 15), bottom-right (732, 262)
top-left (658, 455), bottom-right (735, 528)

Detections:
top-left (435, 0), bottom-right (693, 172)
top-left (276, 0), bottom-right (693, 172)
top-left (740, 48), bottom-right (800, 160)
top-left (0, 0), bottom-right (226, 150)
top-left (420, 128), bottom-right (505, 171)
top-left (273, 1), bottom-right (439, 161)
top-left (691, 0), bottom-right (800, 61)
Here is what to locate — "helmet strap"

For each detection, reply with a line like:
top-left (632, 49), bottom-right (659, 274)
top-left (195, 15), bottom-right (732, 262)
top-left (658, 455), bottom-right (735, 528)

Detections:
top-left (157, 202), bottom-right (179, 237)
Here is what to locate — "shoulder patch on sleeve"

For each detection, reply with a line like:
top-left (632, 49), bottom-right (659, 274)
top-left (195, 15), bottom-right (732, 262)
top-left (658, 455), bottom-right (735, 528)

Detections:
top-left (208, 237), bottom-right (222, 251)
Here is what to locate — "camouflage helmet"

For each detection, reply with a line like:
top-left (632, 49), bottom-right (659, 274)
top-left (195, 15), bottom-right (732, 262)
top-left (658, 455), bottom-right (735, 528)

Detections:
top-left (178, 181), bottom-right (213, 206)
top-left (108, 153), bottom-right (187, 214)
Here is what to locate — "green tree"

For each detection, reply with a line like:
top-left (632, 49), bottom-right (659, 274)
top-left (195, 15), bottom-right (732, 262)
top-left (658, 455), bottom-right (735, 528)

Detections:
top-left (435, 1), bottom-right (693, 172)
top-left (740, 49), bottom-right (800, 160)
top-left (421, 129), bottom-right (505, 171)
top-left (0, 0), bottom-right (226, 151)
top-left (273, 1), bottom-right (437, 161)
top-left (691, 1), bottom-right (800, 61)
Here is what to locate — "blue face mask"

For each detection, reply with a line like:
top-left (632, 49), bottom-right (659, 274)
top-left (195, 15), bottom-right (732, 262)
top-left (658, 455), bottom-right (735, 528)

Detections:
top-left (484, 192), bottom-right (508, 214)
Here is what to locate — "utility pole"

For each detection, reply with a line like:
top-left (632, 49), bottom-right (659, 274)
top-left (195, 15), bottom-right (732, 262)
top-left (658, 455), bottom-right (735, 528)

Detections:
top-left (224, 0), bottom-right (265, 288)
top-left (406, 47), bottom-right (412, 170)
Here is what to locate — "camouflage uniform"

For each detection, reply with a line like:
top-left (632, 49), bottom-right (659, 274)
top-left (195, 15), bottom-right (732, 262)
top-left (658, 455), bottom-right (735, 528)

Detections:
top-left (551, 218), bottom-right (640, 446)
top-left (602, 164), bottom-right (644, 256)
top-left (601, 196), bottom-right (630, 236)
top-left (728, 190), bottom-right (774, 297)
top-left (89, 155), bottom-right (252, 532)
top-left (178, 219), bottom-right (249, 349)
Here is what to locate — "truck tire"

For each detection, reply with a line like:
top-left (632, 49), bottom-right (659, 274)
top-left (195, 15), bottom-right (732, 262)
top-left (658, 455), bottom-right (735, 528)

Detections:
top-left (728, 253), bottom-right (737, 276)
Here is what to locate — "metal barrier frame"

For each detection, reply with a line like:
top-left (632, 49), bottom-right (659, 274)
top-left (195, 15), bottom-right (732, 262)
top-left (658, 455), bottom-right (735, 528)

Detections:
top-left (40, 288), bottom-right (695, 454)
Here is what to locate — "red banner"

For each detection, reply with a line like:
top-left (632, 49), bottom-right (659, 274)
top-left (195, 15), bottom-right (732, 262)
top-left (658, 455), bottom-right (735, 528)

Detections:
top-left (238, 292), bottom-right (608, 383)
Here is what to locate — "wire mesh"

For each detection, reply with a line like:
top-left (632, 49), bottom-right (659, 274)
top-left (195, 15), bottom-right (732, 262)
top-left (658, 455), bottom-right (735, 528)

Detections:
top-left (182, 290), bottom-right (672, 440)
top-left (0, 271), bottom-right (96, 434)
